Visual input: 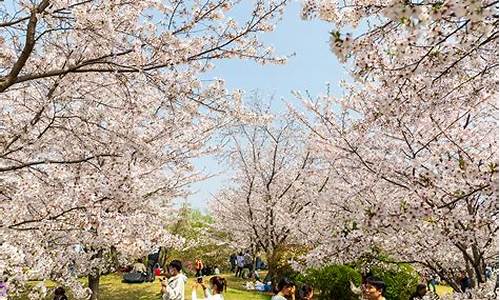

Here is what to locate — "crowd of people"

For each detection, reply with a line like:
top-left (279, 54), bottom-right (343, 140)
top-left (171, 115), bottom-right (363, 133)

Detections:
top-left (38, 253), bottom-right (497, 300)
top-left (269, 275), bottom-right (389, 300)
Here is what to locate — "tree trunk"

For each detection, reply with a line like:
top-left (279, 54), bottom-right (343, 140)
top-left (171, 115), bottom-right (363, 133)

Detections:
top-left (159, 246), bottom-right (168, 269)
top-left (88, 274), bottom-right (100, 300)
top-left (471, 244), bottom-right (485, 287)
top-left (266, 249), bottom-right (279, 289)
top-left (465, 257), bottom-right (475, 288)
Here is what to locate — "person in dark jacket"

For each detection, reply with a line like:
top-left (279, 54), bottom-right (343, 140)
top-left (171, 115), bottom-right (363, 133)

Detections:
top-left (229, 253), bottom-right (237, 272)
top-left (459, 271), bottom-right (472, 293)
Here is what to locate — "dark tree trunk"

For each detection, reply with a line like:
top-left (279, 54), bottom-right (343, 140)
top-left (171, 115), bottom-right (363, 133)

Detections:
top-left (88, 274), bottom-right (100, 300)
top-left (159, 246), bottom-right (168, 269)
top-left (266, 249), bottom-right (279, 290)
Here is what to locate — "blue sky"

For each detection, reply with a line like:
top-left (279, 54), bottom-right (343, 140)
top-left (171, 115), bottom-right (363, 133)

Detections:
top-left (186, 1), bottom-right (349, 211)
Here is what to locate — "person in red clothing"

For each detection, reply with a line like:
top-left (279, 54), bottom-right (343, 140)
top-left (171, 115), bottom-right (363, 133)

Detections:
top-left (194, 258), bottom-right (204, 277)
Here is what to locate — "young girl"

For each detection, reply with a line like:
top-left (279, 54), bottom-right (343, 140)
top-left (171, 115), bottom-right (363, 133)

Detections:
top-left (192, 276), bottom-right (227, 300)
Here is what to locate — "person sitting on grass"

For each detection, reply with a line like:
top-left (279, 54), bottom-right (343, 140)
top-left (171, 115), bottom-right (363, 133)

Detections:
top-left (253, 269), bottom-right (261, 281)
top-left (272, 277), bottom-right (296, 300)
top-left (192, 276), bottom-right (227, 300)
top-left (132, 258), bottom-right (147, 274)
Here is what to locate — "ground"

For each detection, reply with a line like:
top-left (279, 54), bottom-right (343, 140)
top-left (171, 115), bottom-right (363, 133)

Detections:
top-left (96, 273), bottom-right (271, 300)
top-left (14, 273), bottom-right (270, 300)
top-left (14, 273), bottom-right (454, 299)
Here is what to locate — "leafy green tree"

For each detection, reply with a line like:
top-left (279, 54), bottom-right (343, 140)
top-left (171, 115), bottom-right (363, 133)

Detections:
top-left (164, 204), bottom-right (232, 275)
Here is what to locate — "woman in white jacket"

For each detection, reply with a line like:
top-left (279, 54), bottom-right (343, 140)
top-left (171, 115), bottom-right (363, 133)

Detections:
top-left (192, 276), bottom-right (226, 300)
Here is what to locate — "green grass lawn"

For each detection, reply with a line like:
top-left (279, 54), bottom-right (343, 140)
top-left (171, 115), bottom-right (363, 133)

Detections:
top-left (96, 273), bottom-right (272, 300)
top-left (14, 273), bottom-right (454, 299)
top-left (14, 273), bottom-right (271, 300)
top-left (435, 284), bottom-right (454, 296)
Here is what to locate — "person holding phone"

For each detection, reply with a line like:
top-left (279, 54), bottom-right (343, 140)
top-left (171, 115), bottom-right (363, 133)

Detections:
top-left (161, 260), bottom-right (185, 300)
top-left (192, 276), bottom-right (226, 300)
top-left (194, 258), bottom-right (204, 277)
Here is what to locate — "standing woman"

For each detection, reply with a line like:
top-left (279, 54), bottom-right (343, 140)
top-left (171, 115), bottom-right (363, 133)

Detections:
top-left (272, 277), bottom-right (296, 300)
top-left (192, 276), bottom-right (227, 300)
top-left (194, 258), bottom-right (204, 277)
top-left (235, 252), bottom-right (245, 278)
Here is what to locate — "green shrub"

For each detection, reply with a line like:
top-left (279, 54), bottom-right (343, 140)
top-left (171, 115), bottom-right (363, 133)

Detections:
top-left (300, 264), bottom-right (362, 300)
top-left (270, 244), bottom-right (309, 284)
top-left (370, 264), bottom-right (420, 300)
top-left (295, 262), bottom-right (420, 300)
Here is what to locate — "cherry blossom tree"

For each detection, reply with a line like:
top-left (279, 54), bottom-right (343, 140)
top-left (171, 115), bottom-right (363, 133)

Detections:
top-left (0, 0), bottom-right (289, 298)
top-left (293, 0), bottom-right (498, 295)
top-left (210, 114), bottom-right (329, 283)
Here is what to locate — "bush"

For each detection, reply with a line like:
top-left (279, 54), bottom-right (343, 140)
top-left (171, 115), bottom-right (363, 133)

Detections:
top-left (299, 264), bottom-right (362, 300)
top-left (267, 244), bottom-right (310, 285)
top-left (294, 262), bottom-right (420, 300)
top-left (370, 264), bottom-right (420, 300)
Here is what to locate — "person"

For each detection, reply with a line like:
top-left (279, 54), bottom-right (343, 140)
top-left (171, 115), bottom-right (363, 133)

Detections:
top-left (53, 287), bottom-right (68, 300)
top-left (426, 274), bottom-right (437, 294)
top-left (409, 284), bottom-right (427, 300)
top-left (154, 263), bottom-right (163, 276)
top-left (161, 260), bottom-right (185, 300)
top-left (485, 265), bottom-right (492, 280)
top-left (459, 271), bottom-right (471, 293)
top-left (362, 276), bottom-right (386, 300)
top-left (123, 258), bottom-right (148, 283)
top-left (0, 279), bottom-right (7, 300)
top-left (296, 284), bottom-right (313, 300)
top-left (146, 249), bottom-right (160, 282)
top-left (272, 277), bottom-right (296, 300)
top-left (229, 254), bottom-right (237, 273)
top-left (214, 266), bottom-right (220, 275)
top-left (243, 251), bottom-right (253, 271)
top-left (195, 258), bottom-right (204, 277)
top-left (192, 276), bottom-right (227, 300)
top-left (255, 256), bottom-right (262, 271)
top-left (132, 259), bottom-right (147, 274)
top-left (235, 252), bottom-right (244, 278)
top-left (252, 269), bottom-right (261, 281)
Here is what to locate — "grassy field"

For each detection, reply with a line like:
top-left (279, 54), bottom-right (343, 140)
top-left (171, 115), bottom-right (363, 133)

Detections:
top-left (435, 284), bottom-right (454, 296)
top-left (96, 273), bottom-right (272, 300)
top-left (14, 273), bottom-right (454, 299)
top-left (14, 273), bottom-right (271, 300)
